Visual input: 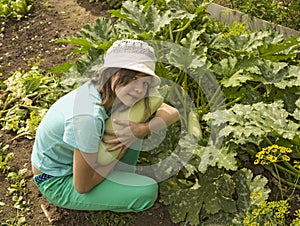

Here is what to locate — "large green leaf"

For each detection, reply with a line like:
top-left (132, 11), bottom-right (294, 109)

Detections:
top-left (232, 168), bottom-right (270, 225)
top-left (160, 167), bottom-right (236, 225)
top-left (205, 101), bottom-right (300, 146)
top-left (213, 31), bottom-right (271, 54)
top-left (258, 63), bottom-right (300, 89)
top-left (166, 42), bottom-right (206, 71)
top-left (195, 145), bottom-right (237, 173)
top-left (110, 1), bottom-right (172, 37)
top-left (293, 98), bottom-right (300, 121)
top-left (258, 36), bottom-right (300, 61)
top-left (213, 57), bottom-right (255, 87)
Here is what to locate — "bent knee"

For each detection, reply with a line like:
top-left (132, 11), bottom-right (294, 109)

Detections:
top-left (130, 180), bottom-right (158, 212)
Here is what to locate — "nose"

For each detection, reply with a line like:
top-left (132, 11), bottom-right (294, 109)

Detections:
top-left (133, 80), bottom-right (144, 93)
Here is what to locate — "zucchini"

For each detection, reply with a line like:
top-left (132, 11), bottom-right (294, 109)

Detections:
top-left (97, 88), bottom-right (163, 165)
top-left (188, 110), bottom-right (202, 138)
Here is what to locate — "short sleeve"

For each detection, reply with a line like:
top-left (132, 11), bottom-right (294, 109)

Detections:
top-left (63, 115), bottom-right (104, 153)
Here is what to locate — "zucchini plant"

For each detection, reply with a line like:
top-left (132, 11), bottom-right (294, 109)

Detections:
top-left (15, 0), bottom-right (300, 224)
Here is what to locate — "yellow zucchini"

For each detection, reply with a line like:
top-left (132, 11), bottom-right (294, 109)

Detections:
top-left (97, 88), bottom-right (163, 165)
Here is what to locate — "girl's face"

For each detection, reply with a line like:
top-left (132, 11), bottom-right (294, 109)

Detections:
top-left (112, 73), bottom-right (152, 107)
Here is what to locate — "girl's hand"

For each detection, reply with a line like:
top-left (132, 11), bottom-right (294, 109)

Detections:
top-left (103, 119), bottom-right (149, 152)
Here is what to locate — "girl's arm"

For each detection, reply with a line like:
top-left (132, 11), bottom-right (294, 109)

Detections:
top-left (148, 103), bottom-right (180, 132)
top-left (105, 103), bottom-right (180, 151)
top-left (73, 148), bottom-right (125, 194)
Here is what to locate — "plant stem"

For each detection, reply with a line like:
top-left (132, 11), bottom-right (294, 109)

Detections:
top-left (274, 164), bottom-right (284, 199)
top-left (282, 161), bottom-right (300, 175)
top-left (265, 166), bottom-right (300, 190)
top-left (264, 136), bottom-right (273, 146)
top-left (169, 23), bottom-right (174, 41)
top-left (173, 20), bottom-right (192, 33)
top-left (224, 96), bottom-right (243, 108)
top-left (275, 163), bottom-right (300, 178)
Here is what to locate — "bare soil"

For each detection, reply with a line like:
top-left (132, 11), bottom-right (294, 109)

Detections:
top-left (0, 1), bottom-right (178, 225)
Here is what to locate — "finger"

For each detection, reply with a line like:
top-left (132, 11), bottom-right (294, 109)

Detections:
top-left (103, 138), bottom-right (120, 145)
top-left (104, 130), bottom-right (116, 136)
top-left (113, 119), bottom-right (130, 126)
top-left (117, 146), bottom-right (128, 159)
top-left (106, 143), bottom-right (124, 152)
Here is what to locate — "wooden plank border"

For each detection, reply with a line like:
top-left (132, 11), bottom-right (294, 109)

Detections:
top-left (205, 3), bottom-right (300, 38)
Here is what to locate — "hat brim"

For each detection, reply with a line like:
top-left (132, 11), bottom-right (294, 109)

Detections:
top-left (97, 63), bottom-right (161, 87)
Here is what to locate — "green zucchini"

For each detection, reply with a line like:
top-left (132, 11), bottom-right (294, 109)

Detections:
top-left (188, 110), bottom-right (202, 138)
top-left (97, 88), bottom-right (163, 165)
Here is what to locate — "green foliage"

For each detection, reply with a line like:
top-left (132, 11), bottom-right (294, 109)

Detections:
top-left (231, 0), bottom-right (300, 31)
top-left (0, 0), bottom-right (34, 20)
top-left (19, 0), bottom-right (300, 225)
top-left (0, 142), bottom-right (13, 173)
top-left (89, 211), bottom-right (135, 226)
top-left (79, 0), bottom-right (123, 9)
top-left (4, 168), bottom-right (29, 225)
top-left (56, 17), bottom-right (116, 77)
top-left (242, 200), bottom-right (298, 226)
top-left (0, 64), bottom-right (74, 139)
top-left (160, 168), bottom-right (270, 225)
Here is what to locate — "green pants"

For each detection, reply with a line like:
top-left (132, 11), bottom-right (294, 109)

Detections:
top-left (33, 148), bottom-right (158, 212)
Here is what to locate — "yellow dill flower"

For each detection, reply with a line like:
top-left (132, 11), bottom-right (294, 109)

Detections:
top-left (255, 145), bottom-right (293, 166)
top-left (272, 200), bottom-right (290, 219)
top-left (293, 211), bottom-right (300, 225)
top-left (292, 218), bottom-right (300, 225)
top-left (243, 216), bottom-right (252, 225)
top-left (256, 151), bottom-right (264, 159)
top-left (270, 145), bottom-right (279, 153)
top-left (294, 209), bottom-right (300, 218)
top-left (263, 222), bottom-right (272, 226)
top-left (281, 155), bottom-right (290, 161)
top-left (254, 159), bottom-right (260, 165)
top-left (252, 208), bottom-right (261, 217)
top-left (280, 147), bottom-right (292, 153)
top-left (260, 160), bottom-right (266, 165)
top-left (294, 160), bottom-right (300, 170)
top-left (266, 155), bottom-right (278, 163)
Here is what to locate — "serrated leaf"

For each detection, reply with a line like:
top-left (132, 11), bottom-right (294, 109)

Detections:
top-left (231, 168), bottom-right (270, 224)
top-left (212, 56), bottom-right (257, 87)
top-left (78, 17), bottom-right (116, 42)
top-left (257, 60), bottom-right (290, 85)
top-left (112, 1), bottom-right (171, 36)
top-left (293, 98), bottom-right (300, 121)
top-left (198, 168), bottom-right (236, 214)
top-left (205, 101), bottom-right (300, 146)
top-left (258, 35), bottom-right (300, 61)
top-left (166, 42), bottom-right (206, 71)
top-left (215, 31), bottom-right (271, 53)
top-left (160, 168), bottom-right (236, 225)
top-left (197, 145), bottom-right (237, 173)
top-left (180, 30), bottom-right (204, 53)
top-left (160, 178), bottom-right (203, 225)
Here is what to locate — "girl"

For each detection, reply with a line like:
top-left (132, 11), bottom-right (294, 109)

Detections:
top-left (31, 39), bottom-right (179, 212)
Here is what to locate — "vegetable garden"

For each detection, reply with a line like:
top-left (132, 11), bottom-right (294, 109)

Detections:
top-left (1, 0), bottom-right (300, 225)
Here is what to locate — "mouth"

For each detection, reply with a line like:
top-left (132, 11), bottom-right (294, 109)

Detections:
top-left (127, 94), bottom-right (142, 104)
top-left (128, 93), bottom-right (139, 100)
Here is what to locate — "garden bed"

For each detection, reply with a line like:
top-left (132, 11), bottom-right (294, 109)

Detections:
top-left (0, 0), bottom-right (178, 225)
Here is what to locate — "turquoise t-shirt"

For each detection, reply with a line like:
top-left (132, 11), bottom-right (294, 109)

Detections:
top-left (31, 81), bottom-right (109, 176)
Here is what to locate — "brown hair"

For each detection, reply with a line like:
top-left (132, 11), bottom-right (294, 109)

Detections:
top-left (91, 68), bottom-right (151, 112)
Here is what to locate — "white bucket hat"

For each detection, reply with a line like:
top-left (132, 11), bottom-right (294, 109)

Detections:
top-left (97, 39), bottom-right (161, 87)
